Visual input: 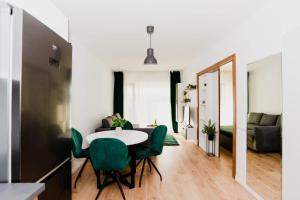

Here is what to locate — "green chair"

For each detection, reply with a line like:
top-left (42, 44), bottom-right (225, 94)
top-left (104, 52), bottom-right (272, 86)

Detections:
top-left (123, 121), bottom-right (133, 130)
top-left (111, 120), bottom-right (133, 130)
top-left (71, 128), bottom-right (90, 188)
top-left (134, 125), bottom-right (167, 187)
top-left (89, 138), bottom-right (131, 200)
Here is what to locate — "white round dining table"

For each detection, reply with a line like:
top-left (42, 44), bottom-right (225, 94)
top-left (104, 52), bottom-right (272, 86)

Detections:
top-left (85, 130), bottom-right (148, 146)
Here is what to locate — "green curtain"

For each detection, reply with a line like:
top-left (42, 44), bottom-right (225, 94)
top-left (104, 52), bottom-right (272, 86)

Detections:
top-left (170, 71), bottom-right (181, 133)
top-left (113, 72), bottom-right (124, 117)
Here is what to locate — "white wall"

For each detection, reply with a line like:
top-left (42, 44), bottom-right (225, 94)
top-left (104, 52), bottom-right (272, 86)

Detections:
top-left (198, 72), bottom-right (219, 153)
top-left (70, 38), bottom-right (113, 172)
top-left (183, 0), bottom-right (300, 199)
top-left (282, 26), bottom-right (300, 200)
top-left (4, 0), bottom-right (68, 41)
top-left (0, 4), bottom-right (11, 182)
top-left (248, 53), bottom-right (282, 115)
top-left (182, 0), bottom-right (282, 185)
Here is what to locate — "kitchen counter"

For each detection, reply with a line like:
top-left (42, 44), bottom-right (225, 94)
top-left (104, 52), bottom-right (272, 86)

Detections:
top-left (0, 183), bottom-right (45, 200)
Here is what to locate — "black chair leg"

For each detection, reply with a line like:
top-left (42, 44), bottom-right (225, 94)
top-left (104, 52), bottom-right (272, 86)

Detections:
top-left (136, 159), bottom-right (143, 168)
top-left (95, 189), bottom-right (102, 200)
top-left (102, 174), bottom-right (109, 186)
top-left (148, 158), bottom-right (162, 181)
top-left (147, 158), bottom-right (152, 173)
top-left (96, 170), bottom-right (101, 189)
top-left (74, 158), bottom-right (89, 188)
top-left (139, 159), bottom-right (146, 187)
top-left (113, 172), bottom-right (126, 200)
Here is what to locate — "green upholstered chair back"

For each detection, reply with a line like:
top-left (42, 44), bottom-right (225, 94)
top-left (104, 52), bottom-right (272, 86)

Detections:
top-left (123, 121), bottom-right (133, 130)
top-left (71, 128), bottom-right (84, 158)
top-left (89, 138), bottom-right (131, 171)
top-left (149, 125), bottom-right (167, 155)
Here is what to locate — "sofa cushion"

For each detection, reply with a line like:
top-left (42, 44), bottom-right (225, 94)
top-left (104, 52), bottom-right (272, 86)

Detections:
top-left (114, 113), bottom-right (121, 118)
top-left (247, 129), bottom-right (255, 137)
top-left (102, 116), bottom-right (114, 128)
top-left (259, 114), bottom-right (278, 126)
top-left (248, 124), bottom-right (259, 131)
top-left (276, 115), bottom-right (281, 127)
top-left (248, 113), bottom-right (263, 124)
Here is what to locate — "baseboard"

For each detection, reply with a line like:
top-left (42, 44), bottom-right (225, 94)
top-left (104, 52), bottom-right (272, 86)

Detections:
top-left (240, 182), bottom-right (264, 200)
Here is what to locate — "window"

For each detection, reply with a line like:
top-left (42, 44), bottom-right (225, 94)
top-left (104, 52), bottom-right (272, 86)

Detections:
top-left (124, 71), bottom-right (172, 132)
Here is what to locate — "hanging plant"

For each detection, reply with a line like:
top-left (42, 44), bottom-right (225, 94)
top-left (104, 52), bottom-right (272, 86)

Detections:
top-left (183, 91), bottom-right (191, 103)
top-left (187, 84), bottom-right (197, 90)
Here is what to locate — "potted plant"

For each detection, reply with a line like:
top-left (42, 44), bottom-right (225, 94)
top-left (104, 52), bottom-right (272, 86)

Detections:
top-left (186, 84), bottom-right (197, 90)
top-left (112, 118), bottom-right (127, 134)
top-left (183, 91), bottom-right (191, 103)
top-left (202, 119), bottom-right (216, 141)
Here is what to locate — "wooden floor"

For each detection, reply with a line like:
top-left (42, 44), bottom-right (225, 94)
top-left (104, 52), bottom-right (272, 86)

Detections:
top-left (219, 147), bottom-right (233, 176)
top-left (247, 150), bottom-right (281, 200)
top-left (72, 134), bottom-right (254, 200)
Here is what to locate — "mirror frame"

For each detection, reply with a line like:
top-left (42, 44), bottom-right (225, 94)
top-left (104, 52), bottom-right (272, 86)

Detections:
top-left (245, 52), bottom-right (283, 199)
top-left (196, 54), bottom-right (237, 178)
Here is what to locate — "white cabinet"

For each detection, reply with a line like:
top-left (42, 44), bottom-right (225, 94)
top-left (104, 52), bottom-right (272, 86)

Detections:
top-left (178, 122), bottom-right (186, 137)
top-left (178, 122), bottom-right (196, 144)
top-left (186, 127), bottom-right (197, 144)
top-left (176, 83), bottom-right (184, 123)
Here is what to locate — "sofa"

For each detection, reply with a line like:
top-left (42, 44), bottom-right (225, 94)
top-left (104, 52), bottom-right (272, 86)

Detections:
top-left (95, 114), bottom-right (154, 145)
top-left (247, 112), bottom-right (281, 153)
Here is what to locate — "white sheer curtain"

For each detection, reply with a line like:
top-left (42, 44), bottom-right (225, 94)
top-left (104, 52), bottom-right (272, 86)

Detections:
top-left (124, 71), bottom-right (172, 132)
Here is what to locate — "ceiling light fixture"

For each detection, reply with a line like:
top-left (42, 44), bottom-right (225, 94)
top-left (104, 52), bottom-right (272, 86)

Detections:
top-left (144, 25), bottom-right (158, 65)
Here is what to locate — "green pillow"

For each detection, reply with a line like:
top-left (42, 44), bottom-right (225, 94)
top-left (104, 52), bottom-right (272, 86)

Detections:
top-left (259, 114), bottom-right (278, 126)
top-left (248, 113), bottom-right (263, 124)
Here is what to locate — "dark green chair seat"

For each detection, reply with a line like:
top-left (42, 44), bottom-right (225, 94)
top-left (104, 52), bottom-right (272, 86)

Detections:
top-left (90, 138), bottom-right (131, 200)
top-left (75, 148), bottom-right (90, 158)
top-left (134, 125), bottom-right (167, 187)
top-left (134, 145), bottom-right (151, 159)
top-left (71, 128), bottom-right (90, 189)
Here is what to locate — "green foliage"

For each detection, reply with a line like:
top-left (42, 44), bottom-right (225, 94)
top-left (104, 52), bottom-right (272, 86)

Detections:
top-left (202, 119), bottom-right (216, 136)
top-left (112, 118), bottom-right (127, 128)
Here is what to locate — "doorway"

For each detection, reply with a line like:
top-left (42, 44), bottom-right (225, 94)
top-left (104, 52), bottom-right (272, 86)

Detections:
top-left (219, 62), bottom-right (234, 175)
top-left (197, 54), bottom-right (236, 178)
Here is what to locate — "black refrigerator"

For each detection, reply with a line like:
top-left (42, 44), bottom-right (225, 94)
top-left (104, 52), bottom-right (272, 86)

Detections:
top-left (0, 6), bottom-right (72, 200)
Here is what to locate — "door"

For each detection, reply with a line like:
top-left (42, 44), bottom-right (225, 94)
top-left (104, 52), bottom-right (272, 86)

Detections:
top-left (198, 71), bottom-right (220, 156)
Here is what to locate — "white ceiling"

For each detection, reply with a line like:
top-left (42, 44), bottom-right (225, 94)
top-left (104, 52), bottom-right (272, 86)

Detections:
top-left (51, 0), bottom-right (269, 71)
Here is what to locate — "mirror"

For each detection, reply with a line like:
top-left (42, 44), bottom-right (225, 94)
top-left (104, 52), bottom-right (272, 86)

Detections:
top-left (246, 53), bottom-right (282, 200)
top-left (197, 55), bottom-right (237, 177)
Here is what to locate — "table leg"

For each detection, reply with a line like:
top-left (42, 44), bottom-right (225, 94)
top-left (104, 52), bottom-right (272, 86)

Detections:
top-left (129, 155), bottom-right (136, 189)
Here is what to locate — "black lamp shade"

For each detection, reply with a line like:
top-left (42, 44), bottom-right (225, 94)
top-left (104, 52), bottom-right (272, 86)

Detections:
top-left (144, 48), bottom-right (157, 64)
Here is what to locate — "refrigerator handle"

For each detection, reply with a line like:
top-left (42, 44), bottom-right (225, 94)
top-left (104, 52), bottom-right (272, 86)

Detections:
top-left (49, 44), bottom-right (60, 68)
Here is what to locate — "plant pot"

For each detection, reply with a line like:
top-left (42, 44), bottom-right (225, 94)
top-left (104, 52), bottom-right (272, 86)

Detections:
top-left (115, 127), bottom-right (122, 134)
top-left (208, 134), bottom-right (215, 141)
